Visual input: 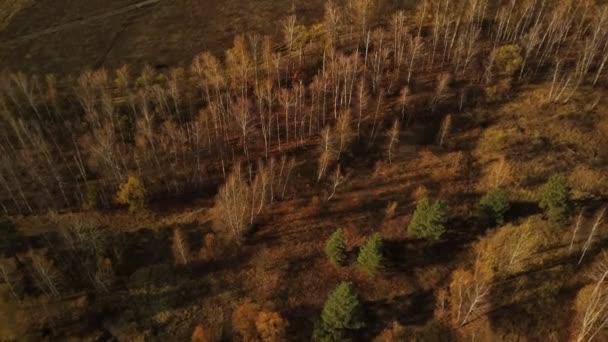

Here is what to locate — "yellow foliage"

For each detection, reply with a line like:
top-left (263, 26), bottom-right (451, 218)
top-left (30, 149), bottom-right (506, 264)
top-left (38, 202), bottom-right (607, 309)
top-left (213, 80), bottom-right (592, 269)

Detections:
top-left (413, 185), bottom-right (429, 201)
top-left (232, 301), bottom-right (260, 342)
top-left (255, 311), bottom-right (287, 342)
top-left (191, 325), bottom-right (216, 342)
top-left (570, 166), bottom-right (608, 198)
top-left (374, 321), bottom-right (406, 341)
top-left (493, 45), bottom-right (523, 77)
top-left (474, 218), bottom-right (544, 281)
top-left (115, 175), bottom-right (146, 212)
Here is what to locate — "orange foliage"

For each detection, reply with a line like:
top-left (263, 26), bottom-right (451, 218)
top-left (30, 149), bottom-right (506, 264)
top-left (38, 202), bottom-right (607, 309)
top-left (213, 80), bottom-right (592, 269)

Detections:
top-left (232, 301), bottom-right (260, 341)
top-left (255, 311), bottom-right (287, 342)
top-left (200, 233), bottom-right (217, 261)
top-left (191, 325), bottom-right (215, 342)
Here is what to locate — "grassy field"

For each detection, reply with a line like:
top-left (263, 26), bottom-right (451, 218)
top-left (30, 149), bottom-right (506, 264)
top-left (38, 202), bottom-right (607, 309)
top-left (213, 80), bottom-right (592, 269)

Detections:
top-left (0, 0), bottom-right (32, 30)
top-left (0, 0), bottom-right (326, 74)
top-left (0, 0), bottom-right (420, 74)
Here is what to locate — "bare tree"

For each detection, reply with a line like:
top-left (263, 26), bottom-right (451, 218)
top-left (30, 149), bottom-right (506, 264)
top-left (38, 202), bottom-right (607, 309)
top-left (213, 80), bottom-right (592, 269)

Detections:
top-left (370, 30), bottom-right (389, 94)
top-left (279, 88), bottom-right (295, 146)
top-left (407, 35), bottom-right (423, 85)
top-left (449, 266), bottom-right (491, 326)
top-left (397, 86), bottom-right (410, 122)
top-left (335, 110), bottom-right (354, 159)
top-left (437, 114), bottom-right (452, 148)
top-left (386, 119), bottom-right (400, 164)
top-left (571, 209), bottom-right (586, 252)
top-left (327, 165), bottom-right (345, 200)
top-left (579, 207), bottom-right (607, 265)
top-left (356, 79), bottom-right (369, 137)
top-left (172, 228), bottom-right (190, 265)
top-left (0, 260), bottom-right (22, 303)
top-left (506, 220), bottom-right (539, 270)
top-left (317, 126), bottom-right (334, 181)
top-left (29, 250), bottom-right (62, 299)
top-left (575, 252), bottom-right (608, 342)
top-left (432, 73), bottom-right (452, 112)
top-left (213, 165), bottom-right (252, 244)
top-left (232, 96), bottom-right (251, 157)
top-left (391, 11), bottom-right (408, 76)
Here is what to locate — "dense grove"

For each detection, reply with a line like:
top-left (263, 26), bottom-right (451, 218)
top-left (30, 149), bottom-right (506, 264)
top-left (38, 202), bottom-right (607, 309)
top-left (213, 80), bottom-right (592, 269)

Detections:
top-left (1, 0), bottom-right (606, 216)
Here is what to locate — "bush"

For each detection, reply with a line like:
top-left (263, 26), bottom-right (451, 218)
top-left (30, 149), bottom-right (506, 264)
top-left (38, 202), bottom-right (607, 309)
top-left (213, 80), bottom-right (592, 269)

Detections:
top-left (478, 188), bottom-right (510, 226)
top-left (199, 233), bottom-right (218, 261)
top-left (407, 198), bottom-right (448, 241)
top-left (374, 321), bottom-right (406, 341)
top-left (314, 282), bottom-right (364, 341)
top-left (255, 311), bottom-right (288, 342)
top-left (115, 175), bottom-right (146, 212)
top-left (232, 301), bottom-right (287, 342)
top-left (539, 175), bottom-right (571, 224)
top-left (384, 201), bottom-right (398, 220)
top-left (357, 233), bottom-right (383, 277)
top-left (326, 228), bottom-right (346, 268)
top-left (232, 301), bottom-right (259, 342)
top-left (493, 45), bottom-right (523, 78)
top-left (191, 325), bottom-right (216, 342)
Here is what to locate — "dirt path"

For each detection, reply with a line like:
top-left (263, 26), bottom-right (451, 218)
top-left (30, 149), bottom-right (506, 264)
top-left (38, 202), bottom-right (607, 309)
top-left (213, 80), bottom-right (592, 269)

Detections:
top-left (0, 0), bottom-right (162, 46)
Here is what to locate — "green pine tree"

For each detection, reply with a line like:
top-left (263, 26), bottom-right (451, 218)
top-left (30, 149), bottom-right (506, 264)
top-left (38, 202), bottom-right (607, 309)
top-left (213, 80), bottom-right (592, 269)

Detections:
top-left (478, 188), bottom-right (510, 226)
top-left (357, 233), bottom-right (383, 276)
top-left (539, 175), bottom-right (571, 224)
top-left (326, 228), bottom-right (346, 267)
top-left (407, 197), bottom-right (448, 241)
top-left (314, 282), bottom-right (364, 341)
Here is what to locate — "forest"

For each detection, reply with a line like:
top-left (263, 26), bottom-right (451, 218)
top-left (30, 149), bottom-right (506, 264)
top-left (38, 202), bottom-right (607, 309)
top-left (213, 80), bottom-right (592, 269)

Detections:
top-left (1, 0), bottom-right (608, 340)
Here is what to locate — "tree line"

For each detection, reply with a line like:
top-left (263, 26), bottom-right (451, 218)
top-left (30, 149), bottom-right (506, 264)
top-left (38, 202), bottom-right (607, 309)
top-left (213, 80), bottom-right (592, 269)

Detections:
top-left (0, 0), bottom-right (607, 218)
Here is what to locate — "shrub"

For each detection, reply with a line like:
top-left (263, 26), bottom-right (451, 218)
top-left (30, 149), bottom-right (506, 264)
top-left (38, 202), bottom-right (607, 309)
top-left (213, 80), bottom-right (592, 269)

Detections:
top-left (326, 228), bottom-right (346, 268)
top-left (374, 321), bottom-right (406, 342)
top-left (232, 301), bottom-right (259, 342)
top-left (199, 233), bottom-right (218, 261)
top-left (315, 282), bottom-right (364, 341)
top-left (357, 233), bottom-right (383, 277)
top-left (407, 198), bottom-right (448, 241)
top-left (232, 301), bottom-right (287, 342)
top-left (115, 175), bottom-right (146, 212)
top-left (412, 185), bottom-right (429, 201)
top-left (172, 228), bottom-right (190, 265)
top-left (191, 325), bottom-right (215, 342)
top-left (255, 311), bottom-right (288, 342)
top-left (493, 45), bottom-right (523, 78)
top-left (539, 175), bottom-right (571, 224)
top-left (384, 201), bottom-right (398, 220)
top-left (478, 189), bottom-right (510, 226)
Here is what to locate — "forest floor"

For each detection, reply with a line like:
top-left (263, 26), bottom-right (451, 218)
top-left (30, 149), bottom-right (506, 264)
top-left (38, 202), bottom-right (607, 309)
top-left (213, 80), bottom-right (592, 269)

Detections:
top-left (3, 1), bottom-right (608, 340)
top-left (8, 81), bottom-right (607, 340)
